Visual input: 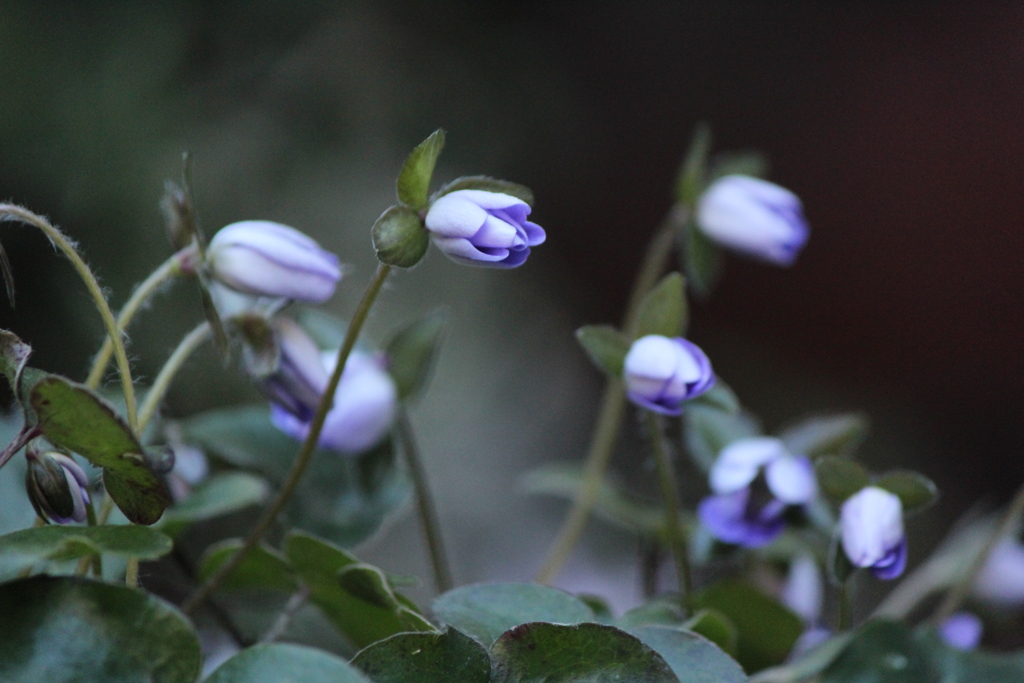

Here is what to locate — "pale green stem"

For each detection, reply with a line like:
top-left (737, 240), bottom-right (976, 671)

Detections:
top-left (183, 263), bottom-right (393, 615)
top-left (125, 558), bottom-right (139, 588)
top-left (137, 322), bottom-right (212, 433)
top-left (259, 586), bottom-right (311, 644)
top-left (0, 204), bottom-right (139, 432)
top-left (535, 206), bottom-right (687, 583)
top-left (646, 411), bottom-right (692, 606)
top-left (396, 409), bottom-right (453, 593)
top-left (97, 495), bottom-right (116, 526)
top-left (86, 247), bottom-right (195, 391)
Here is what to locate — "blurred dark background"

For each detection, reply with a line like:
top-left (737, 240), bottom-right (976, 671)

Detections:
top-left (1, 1), bottom-right (1022, 607)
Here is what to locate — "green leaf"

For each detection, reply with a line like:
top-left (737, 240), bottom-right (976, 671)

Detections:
top-left (576, 325), bottom-right (630, 377)
top-left (709, 151), bottom-right (770, 181)
top-left (683, 406), bottom-right (761, 472)
top-left (352, 627), bottom-right (491, 683)
top-left (199, 539), bottom-right (299, 593)
top-left (206, 643), bottom-right (372, 683)
top-left (30, 375), bottom-right (170, 525)
top-left (182, 405), bottom-right (410, 547)
top-left (682, 219), bottom-right (723, 299)
top-left (0, 525), bottom-right (173, 580)
top-left (683, 609), bottom-right (740, 658)
top-left (435, 175), bottom-right (534, 206)
top-left (372, 205), bottom-right (429, 268)
top-left (385, 310), bottom-right (448, 401)
top-left (691, 580), bottom-right (803, 673)
top-left (338, 563), bottom-right (402, 609)
top-left (821, 620), bottom-right (933, 683)
top-left (629, 625), bottom-right (748, 683)
top-left (875, 470), bottom-right (938, 514)
top-left (397, 129), bottom-right (445, 209)
top-left (634, 272), bottom-right (688, 339)
top-left (676, 121), bottom-right (712, 207)
top-left (917, 630), bottom-right (1024, 682)
top-left (618, 596), bottom-right (688, 630)
top-left (285, 531), bottom-right (434, 649)
top-left (779, 414), bottom-right (869, 459)
top-left (491, 622), bottom-right (678, 683)
top-left (0, 329), bottom-right (31, 390)
top-left (690, 380), bottom-right (741, 414)
top-left (431, 582), bottom-right (595, 647)
top-left (161, 471), bottom-right (269, 535)
top-left (815, 457), bottom-right (870, 504)
top-left (0, 575), bottom-right (200, 683)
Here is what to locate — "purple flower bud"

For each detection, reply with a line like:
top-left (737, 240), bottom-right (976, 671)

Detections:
top-left (939, 612), bottom-right (983, 651)
top-left (973, 539), bottom-right (1024, 605)
top-left (782, 554), bottom-right (824, 625)
top-left (841, 486), bottom-right (907, 580)
top-left (271, 349), bottom-right (397, 455)
top-left (207, 220), bottom-right (341, 302)
top-left (25, 451), bottom-right (91, 524)
top-left (424, 190), bottom-right (545, 268)
top-left (623, 335), bottom-right (714, 415)
top-left (260, 318), bottom-right (330, 422)
top-left (698, 437), bottom-right (816, 547)
top-left (696, 175), bottom-right (809, 266)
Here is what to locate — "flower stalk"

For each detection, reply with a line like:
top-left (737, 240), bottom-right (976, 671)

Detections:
top-left (647, 411), bottom-right (692, 606)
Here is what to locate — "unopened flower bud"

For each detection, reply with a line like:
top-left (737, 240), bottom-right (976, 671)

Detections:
top-left (425, 190), bottom-right (545, 268)
top-left (623, 335), bottom-right (714, 415)
top-left (696, 175), bottom-right (809, 266)
top-left (207, 220), bottom-right (341, 302)
top-left (25, 451), bottom-right (91, 524)
top-left (840, 486), bottom-right (906, 580)
top-left (939, 612), bottom-right (983, 651)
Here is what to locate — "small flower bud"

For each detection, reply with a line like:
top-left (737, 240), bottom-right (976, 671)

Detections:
top-left (623, 335), bottom-right (714, 415)
top-left (840, 486), bottom-right (907, 580)
top-left (425, 190), bottom-right (545, 268)
top-left (696, 175), bottom-right (809, 266)
top-left (25, 451), bottom-right (91, 524)
top-left (939, 612), bottom-right (983, 651)
top-left (207, 220), bottom-right (341, 302)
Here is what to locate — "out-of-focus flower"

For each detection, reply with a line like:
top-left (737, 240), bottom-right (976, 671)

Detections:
top-left (166, 442), bottom-right (209, 502)
top-left (425, 190), bottom-right (545, 268)
top-left (260, 318), bottom-right (330, 422)
top-left (271, 348), bottom-right (397, 455)
top-left (841, 486), bottom-right (907, 580)
top-left (696, 175), bottom-right (809, 266)
top-left (207, 220), bottom-right (341, 302)
top-left (623, 335), bottom-right (714, 415)
top-left (939, 612), bottom-right (983, 651)
top-left (698, 437), bottom-right (815, 547)
top-left (25, 451), bottom-right (91, 524)
top-left (782, 553), bottom-right (824, 625)
top-left (973, 538), bottom-right (1024, 605)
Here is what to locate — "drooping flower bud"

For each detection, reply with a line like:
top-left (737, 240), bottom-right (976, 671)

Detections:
top-left (696, 175), bottom-right (809, 266)
top-left (271, 349), bottom-right (397, 455)
top-left (424, 190), bottom-right (545, 268)
top-left (938, 612), bottom-right (983, 651)
top-left (25, 451), bottom-right (91, 524)
top-left (840, 486), bottom-right (907, 580)
top-left (207, 220), bottom-right (341, 302)
top-left (623, 335), bottom-right (714, 415)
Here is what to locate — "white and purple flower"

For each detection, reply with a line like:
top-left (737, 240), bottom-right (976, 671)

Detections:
top-left (623, 335), bottom-right (714, 415)
top-left (425, 190), bottom-right (545, 268)
top-left (698, 437), bottom-right (816, 547)
top-left (696, 175), bottom-right (809, 266)
top-left (25, 451), bottom-right (91, 524)
top-left (207, 220), bottom-right (341, 302)
top-left (840, 486), bottom-right (907, 580)
top-left (260, 318), bottom-right (330, 422)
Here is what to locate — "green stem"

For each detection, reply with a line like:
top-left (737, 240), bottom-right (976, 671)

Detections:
top-left (396, 409), bottom-right (453, 594)
top-left (125, 557), bottom-right (139, 588)
top-left (259, 586), bottom-right (311, 644)
top-left (137, 322), bottom-right (212, 433)
top-left (932, 477), bottom-right (1024, 625)
top-left (0, 205), bottom-right (139, 433)
top-left (837, 579), bottom-right (853, 631)
top-left (646, 411), bottom-right (692, 605)
top-left (86, 246), bottom-right (195, 391)
top-left (535, 205), bottom-right (686, 583)
top-left (97, 495), bottom-right (116, 526)
top-left (183, 263), bottom-right (392, 615)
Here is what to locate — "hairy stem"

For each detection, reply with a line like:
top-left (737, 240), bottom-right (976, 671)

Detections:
top-left (396, 410), bottom-right (453, 593)
top-left (138, 322), bottom-right (212, 433)
top-left (535, 206), bottom-right (687, 583)
top-left (183, 263), bottom-right (392, 615)
top-left (647, 411), bottom-right (692, 606)
top-left (0, 205), bottom-right (139, 433)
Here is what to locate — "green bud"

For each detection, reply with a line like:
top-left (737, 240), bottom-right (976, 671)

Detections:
top-left (25, 450), bottom-right (90, 524)
top-left (372, 205), bottom-right (429, 268)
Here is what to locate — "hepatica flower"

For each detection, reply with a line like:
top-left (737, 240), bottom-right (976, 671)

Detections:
top-left (623, 335), bottom-right (714, 415)
top-left (698, 437), bottom-right (816, 547)
top-left (840, 486), bottom-right (907, 580)
top-left (425, 190), bottom-right (545, 268)
top-left (696, 174), bottom-right (809, 266)
top-left (207, 220), bottom-right (342, 302)
top-left (25, 451), bottom-right (91, 524)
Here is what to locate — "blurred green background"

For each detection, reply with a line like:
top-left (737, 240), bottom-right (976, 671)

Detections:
top-left (1, 1), bottom-right (1022, 612)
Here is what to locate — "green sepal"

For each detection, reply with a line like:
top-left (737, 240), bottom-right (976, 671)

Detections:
top-left (633, 272), bottom-right (688, 339)
top-left (372, 205), bottom-right (429, 268)
top-left (435, 175), bottom-right (534, 206)
top-left (385, 310), bottom-right (448, 401)
top-left (675, 121), bottom-right (712, 207)
top-left (397, 129), bottom-right (445, 209)
top-left (575, 324), bottom-right (630, 377)
top-left (815, 456), bottom-right (870, 504)
top-left (875, 470), bottom-right (938, 514)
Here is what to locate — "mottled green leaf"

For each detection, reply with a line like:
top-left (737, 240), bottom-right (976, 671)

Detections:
top-left (875, 470), bottom-right (938, 514)
top-left (576, 324), bottom-right (630, 377)
top-left (618, 596), bottom-right (688, 630)
top-left (821, 620), bottom-right (933, 683)
top-left (205, 643), bottom-right (371, 683)
top-left (372, 204), bottom-right (429, 268)
top-left (353, 627), bottom-right (491, 683)
top-left (630, 625), bottom-right (748, 683)
top-left (0, 576), bottom-right (200, 683)
top-left (682, 220), bottom-right (723, 299)
top-left (634, 272), bottom-right (688, 339)
top-left (397, 129), bottom-right (445, 209)
top-left (436, 175), bottom-right (534, 206)
top-left (386, 310), bottom-right (447, 401)
top-left (199, 539), bottom-right (298, 593)
top-left (0, 525), bottom-right (172, 580)
top-left (0, 329), bottom-right (31, 390)
top-left (779, 414), bottom-right (869, 459)
top-left (432, 582), bottom-right (594, 647)
top-left (815, 456), bottom-right (870, 504)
